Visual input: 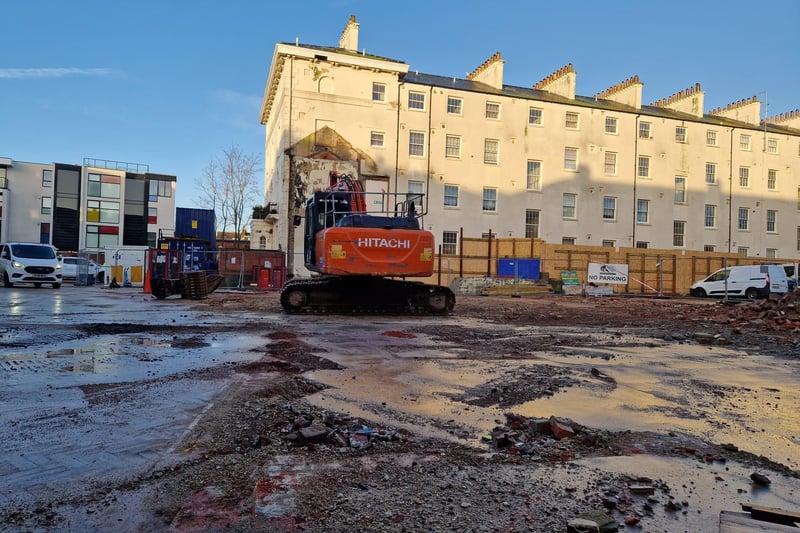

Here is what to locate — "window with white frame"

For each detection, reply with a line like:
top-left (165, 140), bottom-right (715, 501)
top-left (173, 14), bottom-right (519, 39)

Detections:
top-left (42, 169), bottom-right (53, 187)
top-left (602, 240), bottom-right (615, 248)
top-left (372, 82), bottom-right (386, 102)
top-left (602, 196), bottom-right (616, 220)
top-left (604, 152), bottom-right (617, 175)
top-left (529, 107), bottom-right (543, 125)
top-left (738, 207), bottom-right (749, 230)
top-left (605, 117), bottom-right (618, 134)
top-left (638, 156), bottom-right (650, 178)
top-left (739, 166), bottom-right (750, 187)
top-left (484, 139), bottom-right (499, 164)
top-left (675, 126), bottom-right (687, 143)
top-left (442, 231), bottom-right (458, 255)
top-left (370, 131), bottom-right (385, 148)
top-left (409, 131), bottom-right (425, 157)
top-left (673, 220), bottom-right (686, 247)
top-left (0, 167), bottom-right (6, 188)
top-left (767, 138), bottom-right (778, 154)
top-left (485, 101), bottom-right (500, 119)
top-left (526, 160), bottom-right (541, 190)
top-left (562, 237), bottom-right (576, 245)
top-left (525, 209), bottom-right (540, 238)
top-left (637, 199), bottom-right (650, 223)
top-left (636, 241), bottom-right (649, 249)
top-left (737, 247), bottom-right (749, 256)
top-left (407, 180), bottom-right (423, 195)
top-left (739, 134), bottom-right (751, 150)
top-left (565, 111), bottom-right (579, 129)
top-left (482, 188), bottom-right (497, 212)
top-left (767, 209), bottom-right (777, 232)
top-left (408, 91), bottom-right (425, 110)
top-left (797, 227), bottom-right (800, 251)
top-left (706, 130), bottom-right (718, 146)
top-left (704, 204), bottom-right (716, 228)
top-left (766, 248), bottom-right (777, 259)
top-left (447, 96), bottom-right (462, 115)
top-left (445, 135), bottom-right (461, 158)
top-left (41, 196), bottom-right (52, 215)
top-left (639, 122), bottom-right (651, 139)
top-left (704, 245), bottom-right (716, 252)
top-left (706, 162), bottom-right (717, 184)
top-left (768, 169), bottom-right (777, 190)
top-left (564, 147), bottom-right (578, 171)
top-left (674, 176), bottom-right (686, 203)
top-left (562, 193), bottom-right (577, 218)
top-left (149, 179), bottom-right (171, 200)
top-left (443, 184), bottom-right (459, 207)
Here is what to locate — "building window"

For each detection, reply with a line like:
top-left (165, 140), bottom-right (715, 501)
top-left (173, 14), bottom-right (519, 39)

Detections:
top-left (484, 139), bottom-right (499, 164)
top-left (88, 200), bottom-right (120, 224)
top-left (564, 148), bottom-right (578, 171)
top-left (0, 167), bottom-right (7, 188)
top-left (482, 188), bottom-right (497, 212)
top-left (703, 204), bottom-right (716, 228)
top-left (372, 82), bottom-right (386, 102)
top-left (148, 207), bottom-right (157, 224)
top-left (674, 176), bottom-right (686, 203)
top-left (524, 209), bottom-right (540, 238)
top-left (526, 160), bottom-right (541, 190)
top-left (41, 196), bottom-right (52, 215)
top-left (85, 225), bottom-right (119, 248)
top-left (602, 196), bottom-right (616, 220)
top-left (88, 173), bottom-right (121, 199)
top-left (40, 222), bottom-right (50, 245)
top-left (485, 101), bottom-right (500, 119)
top-left (639, 122), bottom-right (651, 139)
top-left (408, 91), bottom-right (425, 110)
top-left (605, 117), bottom-right (618, 134)
top-left (409, 131), bottom-right (425, 157)
top-left (370, 131), bottom-right (385, 148)
top-left (766, 210), bottom-right (777, 232)
top-left (602, 240), bottom-right (615, 248)
top-left (149, 179), bottom-right (172, 201)
top-left (42, 169), bottom-right (53, 187)
top-left (443, 184), bottom-right (459, 207)
top-left (604, 152), bottom-right (617, 175)
top-left (767, 169), bottom-right (777, 190)
top-left (529, 107), bottom-right (543, 125)
top-left (442, 231), bottom-right (458, 255)
top-left (673, 221), bottom-right (686, 247)
top-left (638, 156), bottom-right (650, 178)
top-left (706, 130), bottom-right (718, 146)
top-left (739, 167), bottom-right (749, 188)
top-left (738, 207), bottom-right (749, 230)
top-left (737, 247), bottom-right (749, 257)
top-left (445, 135), bottom-right (461, 158)
top-left (798, 227), bottom-right (800, 251)
top-left (703, 245), bottom-right (715, 252)
top-left (675, 126), bottom-right (687, 143)
top-left (447, 97), bottom-right (462, 115)
top-left (407, 180), bottom-right (423, 195)
top-left (739, 134), bottom-right (751, 151)
top-left (562, 193), bottom-right (577, 219)
top-left (636, 199), bottom-right (649, 224)
top-left (767, 138), bottom-right (778, 154)
top-left (560, 237), bottom-right (575, 245)
top-left (798, 187), bottom-right (800, 210)
top-left (766, 248), bottom-right (777, 259)
top-left (565, 111), bottom-right (579, 129)
top-left (706, 163), bottom-right (716, 184)
top-left (259, 236), bottom-right (266, 249)
top-left (635, 241), bottom-right (649, 249)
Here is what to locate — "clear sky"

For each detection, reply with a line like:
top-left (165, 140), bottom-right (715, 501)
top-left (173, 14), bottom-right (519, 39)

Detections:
top-left (2, 0), bottom-right (798, 210)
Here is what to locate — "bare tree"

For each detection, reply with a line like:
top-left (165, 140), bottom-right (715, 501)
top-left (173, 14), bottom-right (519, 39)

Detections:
top-left (198, 145), bottom-right (261, 243)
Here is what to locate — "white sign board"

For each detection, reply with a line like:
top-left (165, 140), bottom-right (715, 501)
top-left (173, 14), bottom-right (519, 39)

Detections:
top-left (587, 263), bottom-right (629, 284)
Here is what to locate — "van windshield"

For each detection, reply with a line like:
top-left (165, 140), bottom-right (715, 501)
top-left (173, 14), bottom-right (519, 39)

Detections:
top-left (11, 244), bottom-right (56, 260)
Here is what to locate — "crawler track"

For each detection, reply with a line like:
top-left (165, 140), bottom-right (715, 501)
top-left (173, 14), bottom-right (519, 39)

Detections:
top-left (280, 276), bottom-right (455, 315)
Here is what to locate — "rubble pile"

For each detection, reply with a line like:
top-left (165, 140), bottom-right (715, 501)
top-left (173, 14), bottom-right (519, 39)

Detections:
top-left (280, 405), bottom-right (409, 450)
top-left (724, 290), bottom-right (800, 334)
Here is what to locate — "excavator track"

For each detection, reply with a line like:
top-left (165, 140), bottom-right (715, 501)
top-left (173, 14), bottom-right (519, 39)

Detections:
top-left (280, 276), bottom-right (455, 315)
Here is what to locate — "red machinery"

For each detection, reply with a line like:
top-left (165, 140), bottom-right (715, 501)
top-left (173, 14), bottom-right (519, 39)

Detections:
top-left (280, 172), bottom-right (455, 313)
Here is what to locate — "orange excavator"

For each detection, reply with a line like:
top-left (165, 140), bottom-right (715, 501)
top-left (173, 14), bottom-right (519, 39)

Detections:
top-left (280, 171), bottom-right (456, 314)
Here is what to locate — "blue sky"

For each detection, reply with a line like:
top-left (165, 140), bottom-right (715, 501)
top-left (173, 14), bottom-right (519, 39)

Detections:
top-left (2, 1), bottom-right (799, 209)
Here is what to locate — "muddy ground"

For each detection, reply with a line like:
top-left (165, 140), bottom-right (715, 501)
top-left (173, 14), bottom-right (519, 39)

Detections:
top-left (2, 291), bottom-right (799, 532)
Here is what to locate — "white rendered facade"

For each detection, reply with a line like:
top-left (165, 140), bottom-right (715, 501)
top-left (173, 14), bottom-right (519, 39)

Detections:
top-left (260, 17), bottom-right (800, 275)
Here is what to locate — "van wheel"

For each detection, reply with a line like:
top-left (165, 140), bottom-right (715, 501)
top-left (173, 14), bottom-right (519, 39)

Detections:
top-left (745, 287), bottom-right (760, 300)
top-left (690, 288), bottom-right (706, 297)
top-left (52, 283), bottom-right (61, 289)
top-left (3, 272), bottom-right (12, 288)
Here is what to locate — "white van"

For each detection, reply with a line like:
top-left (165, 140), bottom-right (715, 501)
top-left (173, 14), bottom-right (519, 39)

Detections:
top-left (690, 264), bottom-right (789, 299)
top-left (0, 242), bottom-right (63, 288)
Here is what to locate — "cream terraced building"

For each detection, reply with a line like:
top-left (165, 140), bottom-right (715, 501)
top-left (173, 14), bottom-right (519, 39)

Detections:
top-left (259, 16), bottom-right (800, 277)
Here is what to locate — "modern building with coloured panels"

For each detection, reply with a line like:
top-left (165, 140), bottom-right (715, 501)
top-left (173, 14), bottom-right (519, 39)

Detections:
top-left (0, 157), bottom-right (176, 256)
top-left (259, 16), bottom-right (800, 277)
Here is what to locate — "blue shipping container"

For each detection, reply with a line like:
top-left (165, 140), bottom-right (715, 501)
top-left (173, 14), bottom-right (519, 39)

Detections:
top-left (497, 259), bottom-right (540, 280)
top-left (175, 208), bottom-right (216, 249)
